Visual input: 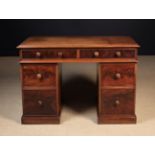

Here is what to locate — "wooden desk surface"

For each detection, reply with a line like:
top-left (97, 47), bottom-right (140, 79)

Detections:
top-left (17, 36), bottom-right (140, 48)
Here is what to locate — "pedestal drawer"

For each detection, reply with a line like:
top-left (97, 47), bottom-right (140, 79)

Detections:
top-left (100, 63), bottom-right (135, 87)
top-left (22, 64), bottom-right (57, 88)
top-left (23, 90), bottom-right (58, 115)
top-left (99, 89), bottom-right (135, 115)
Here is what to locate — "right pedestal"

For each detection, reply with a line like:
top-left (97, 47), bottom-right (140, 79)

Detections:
top-left (98, 62), bottom-right (137, 124)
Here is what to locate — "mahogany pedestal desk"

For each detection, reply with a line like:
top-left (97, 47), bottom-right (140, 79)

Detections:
top-left (17, 36), bottom-right (140, 124)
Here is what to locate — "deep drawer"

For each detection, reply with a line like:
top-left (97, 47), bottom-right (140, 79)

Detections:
top-left (23, 90), bottom-right (58, 115)
top-left (100, 89), bottom-right (135, 115)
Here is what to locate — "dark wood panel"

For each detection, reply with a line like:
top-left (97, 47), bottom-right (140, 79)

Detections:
top-left (23, 90), bottom-right (59, 115)
top-left (98, 114), bottom-right (136, 124)
top-left (80, 49), bottom-right (136, 58)
top-left (22, 64), bottom-right (57, 87)
top-left (22, 49), bottom-right (77, 59)
top-left (100, 63), bottom-right (135, 87)
top-left (100, 89), bottom-right (135, 115)
top-left (22, 115), bottom-right (60, 124)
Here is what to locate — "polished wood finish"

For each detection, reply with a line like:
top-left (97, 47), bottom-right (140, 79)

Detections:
top-left (22, 64), bottom-right (57, 88)
top-left (100, 89), bottom-right (135, 114)
top-left (80, 49), bottom-right (136, 58)
top-left (100, 63), bottom-right (135, 87)
top-left (22, 116), bottom-right (60, 124)
top-left (17, 36), bottom-right (140, 48)
top-left (23, 90), bottom-right (58, 115)
top-left (98, 114), bottom-right (136, 124)
top-left (22, 49), bottom-right (77, 59)
top-left (20, 63), bottom-right (60, 124)
top-left (20, 58), bottom-right (138, 63)
top-left (18, 36), bottom-right (139, 124)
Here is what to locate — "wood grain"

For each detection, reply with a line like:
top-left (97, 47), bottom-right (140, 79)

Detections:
top-left (98, 114), bottom-right (136, 124)
top-left (20, 58), bottom-right (138, 63)
top-left (22, 49), bottom-right (77, 59)
top-left (100, 63), bottom-right (135, 87)
top-left (100, 89), bottom-right (135, 115)
top-left (22, 64), bottom-right (56, 88)
top-left (80, 49), bottom-right (136, 58)
top-left (18, 36), bottom-right (139, 124)
top-left (22, 115), bottom-right (60, 124)
top-left (17, 36), bottom-right (140, 48)
top-left (23, 90), bottom-right (58, 116)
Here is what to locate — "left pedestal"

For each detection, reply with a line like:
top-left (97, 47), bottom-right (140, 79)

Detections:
top-left (20, 63), bottom-right (61, 124)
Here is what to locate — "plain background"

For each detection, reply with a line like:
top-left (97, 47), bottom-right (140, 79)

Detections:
top-left (0, 19), bottom-right (155, 56)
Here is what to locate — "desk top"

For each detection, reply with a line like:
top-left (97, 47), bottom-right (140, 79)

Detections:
top-left (17, 36), bottom-right (140, 49)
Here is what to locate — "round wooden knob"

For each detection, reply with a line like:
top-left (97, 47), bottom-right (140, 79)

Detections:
top-left (94, 51), bottom-right (99, 57)
top-left (115, 73), bottom-right (121, 79)
top-left (38, 100), bottom-right (43, 106)
top-left (115, 100), bottom-right (120, 106)
top-left (36, 52), bottom-right (41, 58)
top-left (58, 52), bottom-right (63, 58)
top-left (36, 73), bottom-right (42, 79)
top-left (115, 51), bottom-right (121, 57)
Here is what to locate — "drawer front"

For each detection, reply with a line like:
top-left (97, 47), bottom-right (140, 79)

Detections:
top-left (22, 64), bottom-right (56, 87)
top-left (100, 63), bottom-right (135, 87)
top-left (80, 49), bottom-right (136, 58)
top-left (22, 49), bottom-right (77, 59)
top-left (23, 90), bottom-right (58, 115)
top-left (100, 89), bottom-right (135, 114)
